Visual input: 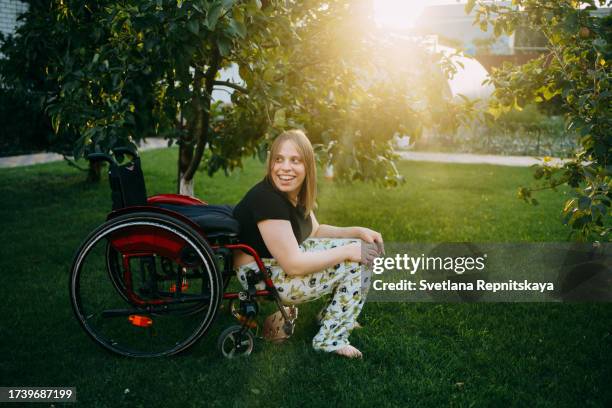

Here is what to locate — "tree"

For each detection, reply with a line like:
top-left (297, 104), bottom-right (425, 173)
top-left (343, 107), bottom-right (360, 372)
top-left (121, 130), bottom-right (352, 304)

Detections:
top-left (0, 0), bottom-right (118, 179)
top-left (2, 0), bottom-right (467, 193)
top-left (468, 0), bottom-right (611, 241)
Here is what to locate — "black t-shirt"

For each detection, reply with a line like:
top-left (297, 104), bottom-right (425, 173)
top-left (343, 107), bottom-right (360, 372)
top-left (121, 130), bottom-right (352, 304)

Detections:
top-left (233, 177), bottom-right (313, 258)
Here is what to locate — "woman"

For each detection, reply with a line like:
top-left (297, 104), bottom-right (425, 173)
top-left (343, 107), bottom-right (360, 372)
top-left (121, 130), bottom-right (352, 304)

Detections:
top-left (233, 129), bottom-right (383, 359)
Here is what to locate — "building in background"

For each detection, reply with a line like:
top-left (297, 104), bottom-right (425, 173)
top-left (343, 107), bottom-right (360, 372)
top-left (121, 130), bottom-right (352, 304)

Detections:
top-left (0, 0), bottom-right (28, 39)
top-left (414, 1), bottom-right (544, 73)
top-left (415, 2), bottom-right (611, 73)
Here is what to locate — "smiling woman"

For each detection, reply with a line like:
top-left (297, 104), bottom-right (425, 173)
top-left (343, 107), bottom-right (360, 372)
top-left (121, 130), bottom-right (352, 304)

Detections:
top-left (231, 129), bottom-right (385, 359)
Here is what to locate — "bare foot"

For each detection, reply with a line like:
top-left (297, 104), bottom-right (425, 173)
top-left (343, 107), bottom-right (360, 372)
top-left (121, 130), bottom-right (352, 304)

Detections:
top-left (335, 345), bottom-right (363, 359)
top-left (353, 322), bottom-right (363, 330)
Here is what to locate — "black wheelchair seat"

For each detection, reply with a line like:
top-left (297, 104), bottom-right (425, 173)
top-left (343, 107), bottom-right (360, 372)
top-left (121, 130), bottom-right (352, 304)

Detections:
top-left (154, 203), bottom-right (240, 238)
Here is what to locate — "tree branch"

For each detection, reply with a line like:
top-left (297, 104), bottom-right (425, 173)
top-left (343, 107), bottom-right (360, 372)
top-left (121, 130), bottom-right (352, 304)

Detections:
top-left (212, 80), bottom-right (248, 94)
top-left (64, 155), bottom-right (88, 171)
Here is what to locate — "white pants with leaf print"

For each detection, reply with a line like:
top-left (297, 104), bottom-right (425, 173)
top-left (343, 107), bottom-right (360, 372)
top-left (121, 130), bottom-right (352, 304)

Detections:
top-left (235, 238), bottom-right (371, 352)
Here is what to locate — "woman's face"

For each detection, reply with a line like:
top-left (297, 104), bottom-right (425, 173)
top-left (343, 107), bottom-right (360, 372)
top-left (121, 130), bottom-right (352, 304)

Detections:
top-left (270, 140), bottom-right (306, 202)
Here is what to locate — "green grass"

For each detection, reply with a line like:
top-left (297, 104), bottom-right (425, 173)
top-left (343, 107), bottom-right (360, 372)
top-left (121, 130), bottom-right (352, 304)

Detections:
top-left (0, 148), bottom-right (610, 407)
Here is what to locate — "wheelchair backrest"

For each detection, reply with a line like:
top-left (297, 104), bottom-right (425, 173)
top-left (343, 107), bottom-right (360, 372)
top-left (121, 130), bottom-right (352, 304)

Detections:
top-left (109, 156), bottom-right (148, 210)
top-left (88, 148), bottom-right (148, 210)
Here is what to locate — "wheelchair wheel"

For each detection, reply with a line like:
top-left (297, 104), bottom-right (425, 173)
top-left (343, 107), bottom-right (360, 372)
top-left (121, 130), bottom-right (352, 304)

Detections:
top-left (217, 325), bottom-right (254, 358)
top-left (70, 212), bottom-right (222, 357)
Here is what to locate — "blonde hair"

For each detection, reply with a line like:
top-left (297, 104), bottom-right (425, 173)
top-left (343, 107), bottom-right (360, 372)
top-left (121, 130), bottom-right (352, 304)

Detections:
top-left (266, 129), bottom-right (317, 217)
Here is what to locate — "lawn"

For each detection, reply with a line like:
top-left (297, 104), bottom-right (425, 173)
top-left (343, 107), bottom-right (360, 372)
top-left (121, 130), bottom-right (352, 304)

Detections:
top-left (0, 148), bottom-right (610, 407)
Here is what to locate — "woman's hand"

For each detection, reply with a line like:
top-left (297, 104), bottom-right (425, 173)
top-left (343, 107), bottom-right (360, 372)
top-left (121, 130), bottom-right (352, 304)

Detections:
top-left (354, 227), bottom-right (385, 255)
top-left (344, 241), bottom-right (381, 266)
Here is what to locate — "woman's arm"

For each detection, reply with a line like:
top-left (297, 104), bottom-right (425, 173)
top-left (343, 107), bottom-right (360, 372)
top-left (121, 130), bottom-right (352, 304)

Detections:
top-left (258, 219), bottom-right (361, 277)
top-left (313, 224), bottom-right (360, 239)
top-left (310, 212), bottom-right (384, 245)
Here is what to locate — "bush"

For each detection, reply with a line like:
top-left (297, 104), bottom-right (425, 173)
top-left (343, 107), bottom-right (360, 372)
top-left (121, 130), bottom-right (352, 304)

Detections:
top-left (415, 104), bottom-right (577, 157)
top-left (0, 88), bottom-right (52, 157)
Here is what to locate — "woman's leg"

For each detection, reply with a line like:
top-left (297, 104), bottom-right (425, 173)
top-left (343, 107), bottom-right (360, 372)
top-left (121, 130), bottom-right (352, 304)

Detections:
top-left (270, 238), bottom-right (370, 352)
top-left (234, 239), bottom-right (371, 354)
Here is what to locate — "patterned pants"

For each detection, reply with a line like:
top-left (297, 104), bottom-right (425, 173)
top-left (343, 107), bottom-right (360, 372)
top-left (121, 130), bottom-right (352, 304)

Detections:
top-left (235, 238), bottom-right (371, 352)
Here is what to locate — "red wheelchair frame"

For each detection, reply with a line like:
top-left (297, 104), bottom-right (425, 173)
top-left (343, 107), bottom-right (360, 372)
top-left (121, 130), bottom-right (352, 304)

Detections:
top-left (69, 148), bottom-right (294, 358)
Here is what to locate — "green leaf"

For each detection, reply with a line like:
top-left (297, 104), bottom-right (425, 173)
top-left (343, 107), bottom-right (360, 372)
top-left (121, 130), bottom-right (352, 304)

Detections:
top-left (273, 108), bottom-right (286, 127)
top-left (238, 64), bottom-right (251, 82)
top-left (206, 3), bottom-right (223, 30)
top-left (187, 19), bottom-right (199, 35)
top-left (563, 199), bottom-right (576, 213)
top-left (488, 105), bottom-right (503, 119)
top-left (216, 36), bottom-right (232, 56)
top-left (232, 4), bottom-right (244, 23)
top-left (257, 144), bottom-right (268, 162)
top-left (263, 68), bottom-right (275, 82)
top-left (465, 0), bottom-right (476, 14)
top-left (578, 196), bottom-right (591, 210)
top-left (52, 115), bottom-right (61, 134)
top-left (543, 86), bottom-right (559, 101)
top-left (222, 0), bottom-right (236, 8)
top-left (228, 19), bottom-right (247, 39)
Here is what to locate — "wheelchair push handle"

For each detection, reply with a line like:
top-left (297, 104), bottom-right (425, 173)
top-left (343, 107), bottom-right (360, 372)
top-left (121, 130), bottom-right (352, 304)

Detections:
top-left (113, 146), bottom-right (139, 160)
top-left (86, 146), bottom-right (139, 167)
top-left (87, 152), bottom-right (117, 166)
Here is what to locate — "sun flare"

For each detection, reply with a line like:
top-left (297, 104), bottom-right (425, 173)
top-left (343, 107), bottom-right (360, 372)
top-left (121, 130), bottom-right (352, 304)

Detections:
top-left (373, 0), bottom-right (428, 29)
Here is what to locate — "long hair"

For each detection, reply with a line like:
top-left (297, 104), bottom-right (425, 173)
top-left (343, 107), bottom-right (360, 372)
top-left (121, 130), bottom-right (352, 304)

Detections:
top-left (266, 129), bottom-right (317, 216)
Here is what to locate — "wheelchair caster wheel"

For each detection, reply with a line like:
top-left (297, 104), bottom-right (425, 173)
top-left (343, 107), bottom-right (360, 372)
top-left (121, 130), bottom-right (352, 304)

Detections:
top-left (218, 325), bottom-right (254, 359)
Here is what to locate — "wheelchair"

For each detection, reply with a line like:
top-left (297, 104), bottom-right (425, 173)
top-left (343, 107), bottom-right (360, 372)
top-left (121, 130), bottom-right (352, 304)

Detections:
top-left (69, 147), bottom-right (295, 358)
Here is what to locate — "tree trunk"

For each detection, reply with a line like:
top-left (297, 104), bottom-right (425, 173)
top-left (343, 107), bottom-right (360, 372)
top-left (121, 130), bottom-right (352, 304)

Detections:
top-left (178, 141), bottom-right (194, 196)
top-left (179, 175), bottom-right (195, 196)
top-left (176, 48), bottom-right (221, 197)
top-left (87, 160), bottom-right (103, 183)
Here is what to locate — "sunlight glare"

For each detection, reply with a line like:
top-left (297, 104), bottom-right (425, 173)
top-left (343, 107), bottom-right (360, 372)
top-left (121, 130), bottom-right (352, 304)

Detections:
top-left (373, 0), bottom-right (428, 29)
